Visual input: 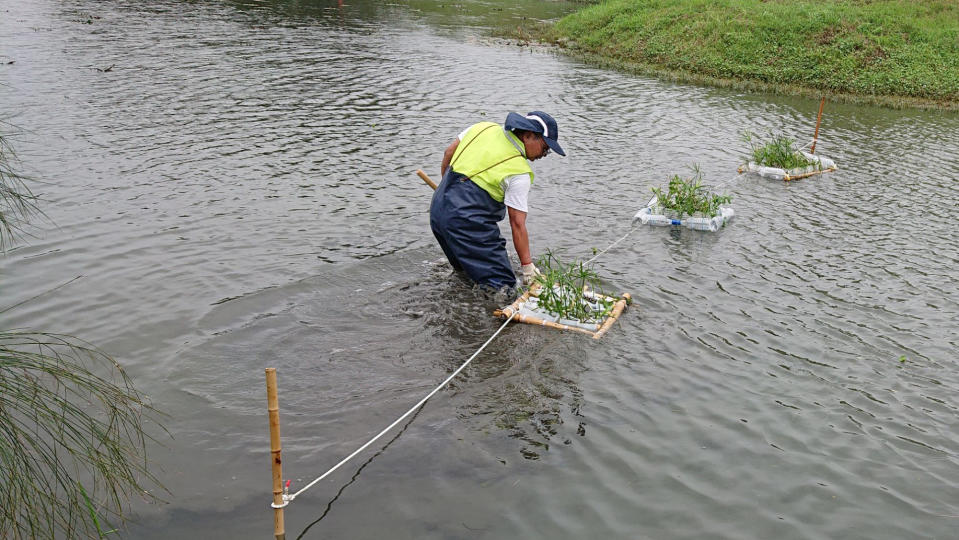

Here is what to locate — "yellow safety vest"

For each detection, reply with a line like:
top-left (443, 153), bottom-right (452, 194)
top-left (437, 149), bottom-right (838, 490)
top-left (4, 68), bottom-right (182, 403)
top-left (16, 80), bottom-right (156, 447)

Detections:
top-left (449, 122), bottom-right (534, 202)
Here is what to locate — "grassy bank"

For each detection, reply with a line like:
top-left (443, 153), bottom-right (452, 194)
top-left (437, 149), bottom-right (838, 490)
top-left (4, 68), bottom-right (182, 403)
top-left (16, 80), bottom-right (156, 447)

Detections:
top-left (515, 0), bottom-right (959, 109)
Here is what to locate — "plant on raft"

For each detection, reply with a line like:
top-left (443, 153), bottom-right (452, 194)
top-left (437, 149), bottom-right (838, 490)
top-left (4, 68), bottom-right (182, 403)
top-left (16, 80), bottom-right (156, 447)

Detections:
top-left (742, 131), bottom-right (819, 170)
top-left (650, 167), bottom-right (732, 219)
top-left (533, 250), bottom-right (615, 323)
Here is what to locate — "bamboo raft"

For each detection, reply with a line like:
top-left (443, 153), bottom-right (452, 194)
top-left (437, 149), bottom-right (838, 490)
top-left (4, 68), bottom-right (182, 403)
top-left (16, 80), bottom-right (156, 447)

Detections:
top-left (739, 96), bottom-right (837, 182)
top-left (737, 156), bottom-right (837, 182)
top-left (493, 283), bottom-right (631, 339)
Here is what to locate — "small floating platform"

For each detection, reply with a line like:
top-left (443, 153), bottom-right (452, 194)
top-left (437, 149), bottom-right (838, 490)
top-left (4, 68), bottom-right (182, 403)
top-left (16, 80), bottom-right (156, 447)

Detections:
top-left (739, 152), bottom-right (837, 182)
top-left (634, 195), bottom-right (734, 232)
top-left (493, 284), bottom-right (631, 339)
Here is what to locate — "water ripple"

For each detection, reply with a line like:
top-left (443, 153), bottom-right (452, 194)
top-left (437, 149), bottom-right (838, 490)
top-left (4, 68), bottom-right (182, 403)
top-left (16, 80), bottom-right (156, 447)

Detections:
top-left (2, 0), bottom-right (959, 538)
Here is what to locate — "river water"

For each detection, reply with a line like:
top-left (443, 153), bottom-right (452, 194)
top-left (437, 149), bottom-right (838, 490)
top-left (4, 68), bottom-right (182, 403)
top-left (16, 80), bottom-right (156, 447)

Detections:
top-left (2, 0), bottom-right (958, 538)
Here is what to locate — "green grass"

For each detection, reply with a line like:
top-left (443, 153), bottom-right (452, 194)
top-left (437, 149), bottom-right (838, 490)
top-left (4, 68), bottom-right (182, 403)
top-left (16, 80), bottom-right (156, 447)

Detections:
top-left (514, 0), bottom-right (959, 109)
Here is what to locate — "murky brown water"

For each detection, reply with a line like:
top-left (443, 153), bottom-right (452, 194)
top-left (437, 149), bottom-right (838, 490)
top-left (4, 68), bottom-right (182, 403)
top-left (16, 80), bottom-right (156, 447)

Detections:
top-left (2, 0), bottom-right (958, 538)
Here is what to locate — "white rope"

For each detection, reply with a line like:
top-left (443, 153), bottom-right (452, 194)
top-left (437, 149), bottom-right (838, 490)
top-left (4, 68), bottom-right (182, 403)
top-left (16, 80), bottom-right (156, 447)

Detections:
top-left (276, 215), bottom-right (637, 508)
top-left (585, 227), bottom-right (635, 266)
top-left (282, 310), bottom-right (518, 505)
top-left (712, 172), bottom-right (744, 190)
top-left (797, 137), bottom-right (817, 151)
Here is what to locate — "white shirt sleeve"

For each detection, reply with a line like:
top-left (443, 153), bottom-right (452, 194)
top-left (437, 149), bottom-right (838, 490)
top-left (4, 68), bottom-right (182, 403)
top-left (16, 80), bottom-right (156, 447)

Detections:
top-left (502, 173), bottom-right (532, 213)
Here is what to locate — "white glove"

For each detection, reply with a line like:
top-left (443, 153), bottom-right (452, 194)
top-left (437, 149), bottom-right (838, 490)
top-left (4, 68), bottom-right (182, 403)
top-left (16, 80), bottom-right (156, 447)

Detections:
top-left (520, 263), bottom-right (542, 286)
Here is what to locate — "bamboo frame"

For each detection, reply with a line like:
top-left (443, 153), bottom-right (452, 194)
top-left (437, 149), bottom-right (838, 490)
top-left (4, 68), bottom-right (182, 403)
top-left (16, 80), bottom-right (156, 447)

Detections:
top-left (738, 164), bottom-right (837, 182)
top-left (593, 293), bottom-right (631, 339)
top-left (265, 368), bottom-right (286, 540)
top-left (493, 285), bottom-right (631, 339)
top-left (783, 166), bottom-right (837, 182)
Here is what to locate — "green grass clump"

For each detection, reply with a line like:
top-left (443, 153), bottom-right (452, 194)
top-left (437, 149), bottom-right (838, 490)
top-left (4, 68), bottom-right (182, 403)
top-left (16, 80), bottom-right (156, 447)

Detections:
top-left (743, 131), bottom-right (818, 169)
top-left (520, 0), bottom-right (959, 109)
top-left (533, 250), bottom-right (615, 323)
top-left (650, 168), bottom-right (731, 219)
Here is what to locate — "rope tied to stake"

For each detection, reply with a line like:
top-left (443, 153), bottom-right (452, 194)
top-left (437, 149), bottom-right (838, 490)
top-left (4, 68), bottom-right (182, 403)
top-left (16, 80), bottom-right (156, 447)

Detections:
top-left (277, 310), bottom-right (517, 506)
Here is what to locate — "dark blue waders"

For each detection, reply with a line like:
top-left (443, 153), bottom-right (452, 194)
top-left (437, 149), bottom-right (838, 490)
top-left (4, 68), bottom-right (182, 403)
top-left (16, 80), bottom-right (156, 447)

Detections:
top-left (430, 169), bottom-right (517, 289)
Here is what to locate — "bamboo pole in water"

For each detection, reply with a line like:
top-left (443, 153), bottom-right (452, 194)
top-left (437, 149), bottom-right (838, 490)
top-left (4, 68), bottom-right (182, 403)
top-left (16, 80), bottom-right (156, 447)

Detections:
top-left (416, 169), bottom-right (438, 190)
top-left (810, 96), bottom-right (825, 155)
top-left (265, 368), bottom-right (286, 540)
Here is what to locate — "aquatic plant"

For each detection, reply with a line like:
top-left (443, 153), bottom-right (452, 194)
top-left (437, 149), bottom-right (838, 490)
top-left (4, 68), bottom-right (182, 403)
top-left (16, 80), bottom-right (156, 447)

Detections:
top-left (0, 131), bottom-right (42, 251)
top-left (0, 332), bottom-right (163, 539)
top-left (533, 250), bottom-right (615, 323)
top-left (1, 127), bottom-right (163, 538)
top-left (650, 167), bottom-right (732, 219)
top-left (742, 131), bottom-right (818, 170)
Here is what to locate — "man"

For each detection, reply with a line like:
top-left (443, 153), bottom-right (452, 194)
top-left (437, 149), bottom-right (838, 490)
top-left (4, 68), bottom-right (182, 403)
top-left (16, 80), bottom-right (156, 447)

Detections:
top-left (429, 111), bottom-right (566, 289)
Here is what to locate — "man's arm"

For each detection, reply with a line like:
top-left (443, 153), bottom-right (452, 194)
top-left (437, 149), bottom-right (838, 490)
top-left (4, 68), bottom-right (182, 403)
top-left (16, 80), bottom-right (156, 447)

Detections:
top-left (508, 206), bottom-right (532, 266)
top-left (441, 139), bottom-right (459, 178)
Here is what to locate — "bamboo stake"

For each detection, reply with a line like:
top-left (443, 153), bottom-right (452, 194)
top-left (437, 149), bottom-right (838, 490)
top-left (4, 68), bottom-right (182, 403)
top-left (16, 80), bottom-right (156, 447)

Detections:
top-left (810, 96), bottom-right (825, 155)
top-left (416, 169), bottom-right (438, 190)
top-left (265, 368), bottom-right (286, 540)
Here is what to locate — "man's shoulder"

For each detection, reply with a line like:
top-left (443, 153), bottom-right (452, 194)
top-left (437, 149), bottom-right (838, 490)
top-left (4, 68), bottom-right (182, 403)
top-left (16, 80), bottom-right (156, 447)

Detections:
top-left (465, 121), bottom-right (501, 133)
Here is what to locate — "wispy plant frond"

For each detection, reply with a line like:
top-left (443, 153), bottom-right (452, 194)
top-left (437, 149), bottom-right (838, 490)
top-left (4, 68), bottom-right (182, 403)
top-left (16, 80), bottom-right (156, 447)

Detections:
top-left (0, 129), bottom-right (43, 251)
top-left (0, 331), bottom-right (165, 539)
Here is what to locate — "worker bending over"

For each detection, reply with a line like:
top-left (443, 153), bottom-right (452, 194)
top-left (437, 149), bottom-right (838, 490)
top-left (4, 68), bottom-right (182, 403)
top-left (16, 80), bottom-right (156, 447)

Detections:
top-left (429, 111), bottom-right (565, 290)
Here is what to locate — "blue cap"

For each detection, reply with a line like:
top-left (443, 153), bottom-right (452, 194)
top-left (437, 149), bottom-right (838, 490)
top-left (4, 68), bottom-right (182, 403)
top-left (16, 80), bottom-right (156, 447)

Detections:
top-left (504, 111), bottom-right (566, 156)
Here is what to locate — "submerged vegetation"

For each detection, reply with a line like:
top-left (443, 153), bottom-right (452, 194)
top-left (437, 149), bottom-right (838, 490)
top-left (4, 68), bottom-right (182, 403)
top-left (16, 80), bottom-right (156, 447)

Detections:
top-left (509, 0), bottom-right (959, 109)
top-left (533, 250), bottom-right (615, 323)
top-left (743, 131), bottom-right (818, 169)
top-left (650, 168), bottom-right (731, 219)
top-left (1, 128), bottom-right (163, 538)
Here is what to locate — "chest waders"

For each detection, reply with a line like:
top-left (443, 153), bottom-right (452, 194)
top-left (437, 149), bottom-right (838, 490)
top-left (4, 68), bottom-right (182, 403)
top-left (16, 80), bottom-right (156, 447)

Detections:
top-left (429, 124), bottom-right (532, 289)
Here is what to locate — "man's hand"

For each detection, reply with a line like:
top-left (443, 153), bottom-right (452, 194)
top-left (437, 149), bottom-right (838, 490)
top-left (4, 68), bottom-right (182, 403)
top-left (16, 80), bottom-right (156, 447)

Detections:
top-left (520, 262), bottom-right (542, 286)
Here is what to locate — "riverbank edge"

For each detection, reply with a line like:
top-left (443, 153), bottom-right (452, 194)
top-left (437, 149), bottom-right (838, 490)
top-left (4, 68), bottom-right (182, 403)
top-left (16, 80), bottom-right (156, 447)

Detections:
top-left (565, 45), bottom-right (957, 111)
top-left (497, 23), bottom-right (958, 112)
